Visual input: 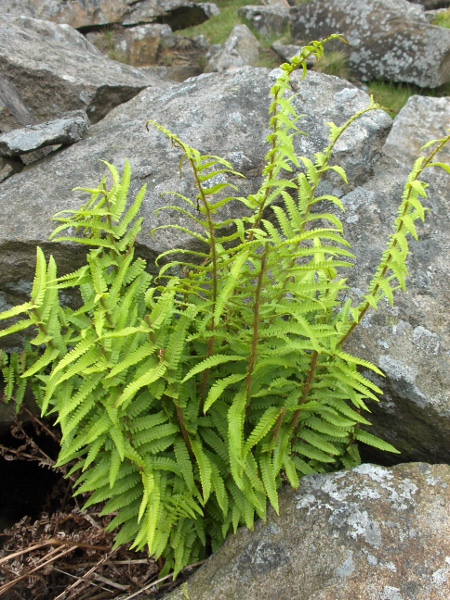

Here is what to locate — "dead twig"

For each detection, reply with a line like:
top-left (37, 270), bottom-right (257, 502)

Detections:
top-left (0, 537), bottom-right (110, 568)
top-left (53, 553), bottom-right (111, 600)
top-left (0, 545), bottom-right (76, 596)
top-left (124, 559), bottom-right (207, 600)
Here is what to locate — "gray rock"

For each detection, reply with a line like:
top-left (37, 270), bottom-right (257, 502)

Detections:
top-left (0, 73), bottom-right (34, 132)
top-left (261, 0), bottom-right (290, 6)
top-left (271, 41), bottom-right (317, 66)
top-left (290, 0), bottom-right (450, 88)
top-left (205, 25), bottom-right (262, 72)
top-left (2, 0), bottom-right (219, 30)
top-left (0, 15), bottom-right (163, 130)
top-left (141, 64), bottom-right (203, 83)
top-left (163, 463), bottom-right (450, 600)
top-left (383, 96), bottom-right (450, 169)
top-left (239, 5), bottom-right (290, 37)
top-left (115, 23), bottom-right (176, 67)
top-left (0, 110), bottom-right (90, 158)
top-left (340, 98), bottom-right (450, 464)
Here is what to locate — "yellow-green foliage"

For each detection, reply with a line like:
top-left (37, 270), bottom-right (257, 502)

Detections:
top-left (432, 9), bottom-right (450, 29)
top-left (1, 35), bottom-right (449, 578)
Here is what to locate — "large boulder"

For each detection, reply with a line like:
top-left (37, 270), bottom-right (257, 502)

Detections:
top-left (383, 95), bottom-right (450, 168)
top-left (239, 5), bottom-right (290, 37)
top-left (0, 15), bottom-right (164, 132)
top-left (0, 67), bottom-right (391, 310)
top-left (2, 0), bottom-right (219, 30)
top-left (290, 0), bottom-right (450, 88)
top-left (163, 463), bottom-right (450, 599)
top-left (205, 25), bottom-right (262, 72)
top-left (343, 96), bottom-right (450, 464)
top-left (0, 110), bottom-right (90, 158)
top-left (86, 24), bottom-right (176, 67)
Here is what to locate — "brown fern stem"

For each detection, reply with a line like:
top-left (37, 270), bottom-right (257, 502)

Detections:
top-left (245, 244), bottom-right (269, 409)
top-left (291, 350), bottom-right (319, 431)
top-left (272, 408), bottom-right (286, 446)
top-left (175, 404), bottom-right (194, 459)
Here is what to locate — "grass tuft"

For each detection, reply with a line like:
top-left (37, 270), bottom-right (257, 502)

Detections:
top-left (312, 50), bottom-right (350, 80)
top-left (432, 9), bottom-right (450, 29)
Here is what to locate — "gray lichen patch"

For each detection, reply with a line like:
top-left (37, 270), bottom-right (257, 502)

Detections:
top-left (290, 0), bottom-right (450, 88)
top-left (164, 463), bottom-right (450, 600)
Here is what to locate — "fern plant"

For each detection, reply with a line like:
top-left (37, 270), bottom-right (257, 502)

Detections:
top-left (1, 35), bottom-right (449, 577)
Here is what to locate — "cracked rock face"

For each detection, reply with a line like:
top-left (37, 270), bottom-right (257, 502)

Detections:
top-left (0, 15), bottom-right (163, 131)
top-left (290, 0), bottom-right (450, 88)
top-left (339, 96), bottom-right (450, 464)
top-left (0, 110), bottom-right (90, 157)
top-left (205, 25), bottom-right (261, 72)
top-left (163, 463), bottom-right (450, 600)
top-left (383, 96), bottom-right (450, 169)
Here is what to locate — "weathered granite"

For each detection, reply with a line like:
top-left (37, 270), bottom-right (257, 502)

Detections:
top-left (290, 0), bottom-right (450, 87)
top-left (342, 97), bottom-right (450, 464)
top-left (0, 111), bottom-right (90, 158)
top-left (239, 4), bottom-right (290, 36)
top-left (382, 95), bottom-right (450, 169)
top-left (1, 0), bottom-right (220, 30)
top-left (86, 23), bottom-right (176, 67)
top-left (205, 25), bottom-right (261, 72)
top-left (0, 15), bottom-right (163, 130)
top-left (163, 463), bottom-right (450, 600)
top-left (0, 73), bottom-right (34, 132)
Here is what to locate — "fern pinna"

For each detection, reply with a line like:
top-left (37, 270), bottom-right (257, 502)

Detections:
top-left (1, 35), bottom-right (449, 577)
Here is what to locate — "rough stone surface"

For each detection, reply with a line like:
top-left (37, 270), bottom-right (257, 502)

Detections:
top-left (261, 0), bottom-right (290, 6)
top-left (118, 24), bottom-right (175, 66)
top-left (383, 95), bottom-right (450, 169)
top-left (205, 25), bottom-right (261, 72)
top-left (87, 24), bottom-right (176, 67)
top-left (290, 0), bottom-right (450, 87)
top-left (0, 15), bottom-right (163, 131)
top-left (0, 73), bottom-right (34, 132)
top-left (0, 110), bottom-right (90, 158)
top-left (141, 64), bottom-right (203, 83)
top-left (163, 463), bottom-right (450, 600)
top-left (0, 157), bottom-right (23, 183)
top-left (239, 5), bottom-right (290, 36)
top-left (2, 0), bottom-right (219, 30)
top-left (271, 41), bottom-right (317, 66)
top-left (340, 99), bottom-right (450, 464)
